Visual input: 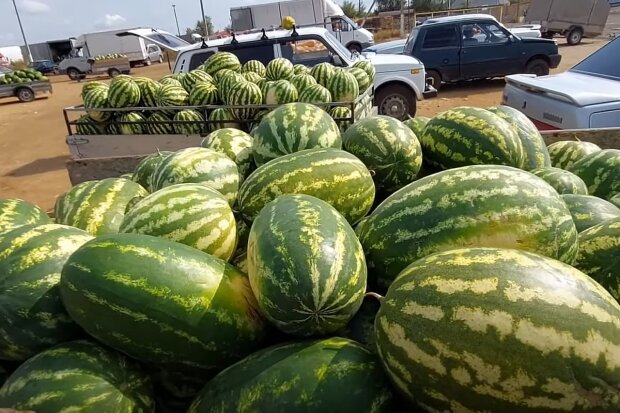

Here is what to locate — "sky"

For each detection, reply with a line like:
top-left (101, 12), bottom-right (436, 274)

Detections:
top-left (1, 0), bottom-right (368, 47)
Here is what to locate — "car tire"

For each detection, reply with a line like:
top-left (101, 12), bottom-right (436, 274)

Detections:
top-left (375, 84), bottom-right (416, 120)
top-left (347, 43), bottom-right (362, 54)
top-left (524, 59), bottom-right (550, 77)
top-left (108, 68), bottom-right (121, 78)
top-left (426, 70), bottom-right (442, 92)
top-left (566, 28), bottom-right (583, 45)
top-left (145, 58), bottom-right (152, 66)
top-left (67, 68), bottom-right (80, 80)
top-left (158, 55), bottom-right (164, 64)
top-left (16, 87), bottom-right (35, 102)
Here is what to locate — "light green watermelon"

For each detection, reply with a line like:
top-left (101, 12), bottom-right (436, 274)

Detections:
top-left (562, 194), bottom-right (620, 233)
top-left (0, 198), bottom-right (51, 233)
top-left (547, 140), bottom-right (602, 169)
top-left (568, 149), bottom-right (620, 200)
top-left (530, 166), bottom-right (588, 195)
top-left (201, 128), bottom-right (254, 180)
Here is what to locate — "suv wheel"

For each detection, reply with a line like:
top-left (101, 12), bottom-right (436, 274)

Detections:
top-left (525, 59), bottom-right (550, 77)
top-left (375, 84), bottom-right (416, 120)
top-left (566, 28), bottom-right (583, 45)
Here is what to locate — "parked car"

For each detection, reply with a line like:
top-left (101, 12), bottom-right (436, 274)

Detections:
top-left (503, 37), bottom-right (620, 129)
top-left (29, 60), bottom-right (59, 74)
top-left (395, 14), bottom-right (560, 90)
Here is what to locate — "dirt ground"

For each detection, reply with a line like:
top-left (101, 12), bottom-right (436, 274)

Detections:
top-left (0, 38), bottom-right (607, 211)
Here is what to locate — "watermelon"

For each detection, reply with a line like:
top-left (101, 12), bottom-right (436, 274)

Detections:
top-left (54, 178), bottom-right (148, 235)
top-left (353, 60), bottom-right (376, 82)
top-left (218, 72), bottom-right (246, 103)
top-left (134, 76), bottom-right (161, 107)
top-left (187, 338), bottom-right (395, 413)
top-left (342, 115), bottom-right (423, 193)
top-left (311, 62), bottom-right (335, 88)
top-left (337, 296), bottom-right (380, 351)
top-left (81, 81), bottom-right (107, 99)
top-left (548, 140), bottom-right (602, 169)
top-left (106, 116), bottom-right (122, 135)
top-left (375, 247), bottom-right (620, 412)
top-left (568, 149), bottom-right (620, 200)
top-left (575, 217), bottom-right (620, 301)
top-left (290, 73), bottom-right (317, 92)
top-left (488, 105), bottom-right (551, 170)
top-left (239, 148), bottom-right (375, 224)
top-left (120, 184), bottom-right (236, 260)
top-left (0, 224), bottom-right (93, 361)
top-left (159, 76), bottom-right (183, 88)
top-left (327, 69), bottom-right (359, 102)
top-left (0, 340), bottom-right (154, 412)
top-left (349, 67), bottom-right (371, 93)
top-left (208, 108), bottom-right (240, 132)
top-left (181, 69), bottom-right (214, 92)
top-left (265, 57), bottom-right (294, 81)
top-left (146, 112), bottom-right (174, 135)
top-left (243, 71), bottom-right (263, 84)
top-left (120, 112), bottom-right (146, 135)
top-left (252, 102), bottom-right (341, 166)
top-left (298, 83), bottom-right (332, 104)
top-left (293, 63), bottom-right (309, 75)
top-left (234, 217), bottom-right (250, 258)
top-left (242, 60), bottom-right (266, 77)
top-left (420, 107), bottom-right (524, 170)
top-left (155, 84), bottom-right (189, 113)
top-left (403, 116), bottom-right (430, 137)
top-left (108, 76), bottom-right (141, 108)
top-left (202, 52), bottom-right (241, 76)
top-left (83, 86), bottom-right (111, 122)
top-left (201, 128), bottom-right (254, 180)
top-left (189, 81), bottom-right (219, 106)
top-left (173, 109), bottom-right (204, 135)
top-left (611, 193), bottom-right (620, 208)
top-left (229, 80), bottom-right (262, 120)
top-left (330, 106), bottom-right (352, 133)
top-left (59, 234), bottom-right (267, 373)
top-left (530, 166), bottom-right (588, 195)
top-left (263, 79), bottom-right (298, 105)
top-left (131, 150), bottom-right (172, 191)
top-left (0, 198), bottom-right (51, 233)
top-left (562, 194), bottom-right (620, 233)
top-left (357, 165), bottom-right (579, 289)
top-left (248, 194), bottom-right (366, 335)
top-left (151, 147), bottom-right (240, 206)
top-left (75, 114), bottom-right (106, 135)
top-left (211, 68), bottom-right (235, 85)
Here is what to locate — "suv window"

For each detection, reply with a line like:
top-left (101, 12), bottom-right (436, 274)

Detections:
top-left (462, 22), bottom-right (510, 46)
top-left (422, 25), bottom-right (459, 49)
top-left (220, 44), bottom-right (275, 65)
top-left (189, 51), bottom-right (215, 71)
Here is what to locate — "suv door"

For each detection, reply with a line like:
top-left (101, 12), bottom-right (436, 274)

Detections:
top-left (414, 24), bottom-right (460, 82)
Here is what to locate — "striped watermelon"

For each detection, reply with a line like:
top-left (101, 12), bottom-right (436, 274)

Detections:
top-left (259, 79), bottom-right (272, 98)
top-left (548, 140), bottom-right (602, 169)
top-left (181, 69), bottom-right (214, 92)
top-left (239, 148), bottom-right (375, 224)
top-left (120, 112), bottom-right (146, 135)
top-left (231, 252), bottom-right (248, 275)
top-left (488, 105), bottom-right (551, 170)
top-left (337, 296), bottom-right (380, 351)
top-left (229, 80), bottom-right (262, 120)
top-left (81, 81), bottom-right (107, 99)
top-left (562, 194), bottom-right (620, 233)
top-left (108, 76), bottom-right (141, 108)
top-left (146, 112), bottom-right (174, 135)
top-left (151, 147), bottom-right (240, 206)
top-left (403, 116), bottom-right (430, 137)
top-left (263, 79), bottom-right (298, 105)
top-left (265, 57), bottom-right (294, 81)
top-left (298, 83), bottom-right (332, 104)
top-left (330, 106), bottom-right (352, 133)
top-left (349, 67), bottom-right (371, 93)
top-left (0, 198), bottom-right (51, 233)
top-left (151, 369), bottom-right (205, 413)
top-left (248, 194), bottom-right (366, 335)
top-left (611, 193), bottom-right (620, 208)
top-left (159, 76), bottom-right (183, 88)
top-left (311, 62), bottom-right (335, 88)
top-left (201, 128), bottom-right (255, 180)
top-left (75, 114), bottom-right (106, 135)
top-left (203, 52), bottom-right (241, 76)
top-left (189, 81), bottom-right (219, 106)
top-left (252, 102), bottom-right (341, 166)
top-left (342, 115), bottom-right (423, 193)
top-left (575, 217), bottom-right (620, 301)
top-left (242, 60), bottom-right (266, 77)
top-left (134, 76), bottom-right (161, 107)
top-left (208, 108), bottom-right (240, 132)
top-left (131, 150), bottom-right (172, 191)
top-left (293, 63), bottom-right (309, 75)
top-left (155, 84), bottom-right (189, 113)
top-left (54, 178), bottom-right (148, 235)
top-left (0, 224), bottom-right (93, 360)
top-left (0, 340), bottom-right (154, 412)
top-left (357, 165), bottom-right (579, 289)
top-left (327, 69), bottom-right (359, 102)
top-left (290, 73), bottom-right (317, 92)
top-left (218, 72), bottom-right (246, 103)
top-left (187, 338), bottom-right (395, 413)
top-left (375, 247), bottom-right (620, 412)
top-left (530, 166), bottom-right (588, 195)
top-left (243, 71), bottom-right (263, 84)
top-left (568, 149), bottom-right (620, 200)
top-left (420, 107), bottom-right (524, 170)
top-left (120, 184), bottom-right (236, 261)
top-left (83, 86), bottom-right (111, 122)
top-left (353, 60), bottom-right (376, 82)
top-left (173, 109), bottom-right (204, 135)
top-left (59, 234), bottom-right (266, 373)
top-left (107, 117), bottom-right (122, 135)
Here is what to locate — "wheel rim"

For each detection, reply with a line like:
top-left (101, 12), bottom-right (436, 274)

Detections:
top-left (19, 90), bottom-right (33, 100)
top-left (570, 32), bottom-right (580, 43)
top-left (380, 95), bottom-right (407, 119)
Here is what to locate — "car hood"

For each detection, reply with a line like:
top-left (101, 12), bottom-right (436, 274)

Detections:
top-left (505, 71), bottom-right (620, 106)
top-left (364, 52), bottom-right (423, 69)
top-left (365, 39), bottom-right (406, 53)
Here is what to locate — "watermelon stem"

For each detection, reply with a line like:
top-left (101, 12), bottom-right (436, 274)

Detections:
top-left (364, 291), bottom-right (384, 302)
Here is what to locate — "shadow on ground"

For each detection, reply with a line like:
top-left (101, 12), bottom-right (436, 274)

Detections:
top-left (4, 155), bottom-right (68, 177)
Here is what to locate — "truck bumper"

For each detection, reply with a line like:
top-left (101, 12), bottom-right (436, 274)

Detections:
top-left (423, 83), bottom-right (438, 99)
top-left (549, 54), bottom-right (562, 69)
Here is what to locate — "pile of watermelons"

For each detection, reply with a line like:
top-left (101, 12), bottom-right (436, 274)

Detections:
top-left (0, 68), bottom-right (48, 86)
top-left (1, 98), bottom-right (620, 413)
top-left (93, 53), bottom-right (128, 61)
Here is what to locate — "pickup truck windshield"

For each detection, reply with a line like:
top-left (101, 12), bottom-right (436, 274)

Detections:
top-left (404, 28), bottom-right (419, 54)
top-left (571, 37), bottom-right (620, 80)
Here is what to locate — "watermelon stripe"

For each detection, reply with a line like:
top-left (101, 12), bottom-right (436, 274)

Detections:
top-left (0, 198), bottom-right (51, 233)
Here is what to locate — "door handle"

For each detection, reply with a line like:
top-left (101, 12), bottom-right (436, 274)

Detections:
top-left (442, 59), bottom-right (449, 64)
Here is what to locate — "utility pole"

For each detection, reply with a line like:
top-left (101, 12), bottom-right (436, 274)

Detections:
top-left (199, 0), bottom-right (210, 39)
top-left (400, 0), bottom-right (405, 38)
top-left (172, 4), bottom-right (181, 36)
top-left (12, 0), bottom-right (33, 63)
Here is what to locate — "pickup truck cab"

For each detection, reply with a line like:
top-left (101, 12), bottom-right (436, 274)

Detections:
top-left (120, 26), bottom-right (436, 119)
top-left (402, 14), bottom-right (561, 90)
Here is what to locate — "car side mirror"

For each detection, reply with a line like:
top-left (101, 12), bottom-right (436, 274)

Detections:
top-left (332, 55), bottom-right (343, 66)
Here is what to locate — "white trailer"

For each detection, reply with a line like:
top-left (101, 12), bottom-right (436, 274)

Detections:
top-left (230, 0), bottom-right (374, 53)
top-left (76, 29), bottom-right (163, 66)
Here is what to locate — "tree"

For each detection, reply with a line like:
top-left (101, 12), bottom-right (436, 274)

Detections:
top-left (185, 15), bottom-right (214, 37)
top-left (341, 0), bottom-right (360, 17)
top-left (376, 0), bottom-right (402, 12)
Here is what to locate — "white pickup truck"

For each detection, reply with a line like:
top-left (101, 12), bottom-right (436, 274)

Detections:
top-left (121, 26), bottom-right (436, 119)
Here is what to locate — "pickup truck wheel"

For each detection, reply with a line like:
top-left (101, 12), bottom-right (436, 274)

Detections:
top-left (67, 68), bottom-right (80, 80)
top-left (525, 59), bottom-right (550, 76)
top-left (426, 70), bottom-right (442, 92)
top-left (108, 68), bottom-right (121, 78)
top-left (16, 87), bottom-right (35, 102)
top-left (566, 28), bottom-right (583, 45)
top-left (376, 84), bottom-right (416, 120)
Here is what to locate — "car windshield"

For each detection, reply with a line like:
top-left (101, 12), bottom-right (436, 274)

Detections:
top-left (322, 31), bottom-right (355, 64)
top-left (570, 37), bottom-right (620, 80)
top-left (404, 28), bottom-right (419, 54)
top-left (341, 15), bottom-right (359, 29)
top-left (144, 32), bottom-right (189, 49)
